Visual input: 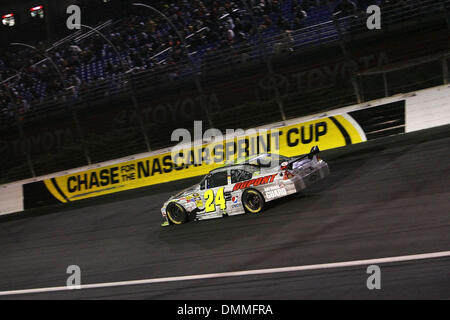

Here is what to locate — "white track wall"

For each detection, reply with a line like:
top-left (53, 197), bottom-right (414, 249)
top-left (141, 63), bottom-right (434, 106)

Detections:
top-left (0, 183), bottom-right (23, 215)
top-left (1, 84), bottom-right (449, 216)
top-left (406, 85), bottom-right (450, 132)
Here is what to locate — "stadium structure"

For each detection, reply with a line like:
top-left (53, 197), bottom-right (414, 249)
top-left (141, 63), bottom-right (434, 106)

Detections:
top-left (0, 0), bottom-right (449, 301)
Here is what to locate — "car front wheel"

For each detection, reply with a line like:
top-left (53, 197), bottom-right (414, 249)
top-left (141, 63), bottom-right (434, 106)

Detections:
top-left (166, 202), bottom-right (188, 225)
top-left (242, 189), bottom-right (265, 214)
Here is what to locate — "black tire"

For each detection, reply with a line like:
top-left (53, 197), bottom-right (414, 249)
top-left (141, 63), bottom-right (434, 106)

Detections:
top-left (242, 189), bottom-right (265, 214)
top-left (166, 202), bottom-right (188, 225)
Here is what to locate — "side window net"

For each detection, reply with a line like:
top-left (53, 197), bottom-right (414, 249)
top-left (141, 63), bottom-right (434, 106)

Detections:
top-left (230, 169), bottom-right (252, 184)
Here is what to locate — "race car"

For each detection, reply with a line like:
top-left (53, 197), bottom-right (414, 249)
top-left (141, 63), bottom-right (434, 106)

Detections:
top-left (161, 146), bottom-right (330, 226)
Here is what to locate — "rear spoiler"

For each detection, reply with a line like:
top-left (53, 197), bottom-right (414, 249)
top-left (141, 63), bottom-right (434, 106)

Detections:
top-left (286, 146), bottom-right (320, 169)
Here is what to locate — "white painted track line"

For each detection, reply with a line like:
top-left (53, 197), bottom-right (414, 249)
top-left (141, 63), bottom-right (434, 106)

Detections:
top-left (1, 250), bottom-right (449, 297)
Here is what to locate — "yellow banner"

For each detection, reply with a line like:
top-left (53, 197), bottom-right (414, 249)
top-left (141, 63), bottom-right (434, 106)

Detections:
top-left (46, 115), bottom-right (365, 202)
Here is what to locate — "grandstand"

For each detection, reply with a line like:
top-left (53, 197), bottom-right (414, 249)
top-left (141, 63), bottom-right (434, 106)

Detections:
top-left (1, 1), bottom-right (393, 112)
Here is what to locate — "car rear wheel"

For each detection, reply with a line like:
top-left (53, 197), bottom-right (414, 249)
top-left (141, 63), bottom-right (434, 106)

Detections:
top-left (166, 202), bottom-right (188, 225)
top-left (242, 189), bottom-right (265, 214)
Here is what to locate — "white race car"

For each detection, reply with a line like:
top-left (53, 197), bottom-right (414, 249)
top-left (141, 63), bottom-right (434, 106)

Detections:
top-left (161, 146), bottom-right (329, 226)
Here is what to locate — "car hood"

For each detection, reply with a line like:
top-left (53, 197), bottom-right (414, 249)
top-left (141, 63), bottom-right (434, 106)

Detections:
top-left (170, 184), bottom-right (198, 200)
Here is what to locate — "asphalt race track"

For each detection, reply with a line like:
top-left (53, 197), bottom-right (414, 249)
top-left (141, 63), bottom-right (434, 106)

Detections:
top-left (0, 125), bottom-right (449, 299)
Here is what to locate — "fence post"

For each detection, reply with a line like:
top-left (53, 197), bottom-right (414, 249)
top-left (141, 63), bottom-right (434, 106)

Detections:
top-left (132, 3), bottom-right (214, 129)
top-left (10, 42), bottom-right (92, 165)
top-left (76, 24), bottom-right (152, 152)
top-left (16, 116), bottom-right (35, 178)
top-left (441, 0), bottom-right (450, 35)
top-left (65, 90), bottom-right (92, 165)
top-left (241, 0), bottom-right (287, 122)
top-left (441, 0), bottom-right (450, 85)
top-left (443, 56), bottom-right (449, 85)
top-left (383, 72), bottom-right (389, 97)
top-left (128, 71), bottom-right (152, 151)
top-left (0, 76), bottom-right (35, 178)
top-left (327, 1), bottom-right (362, 104)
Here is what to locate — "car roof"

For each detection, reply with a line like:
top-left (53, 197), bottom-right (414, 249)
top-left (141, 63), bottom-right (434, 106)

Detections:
top-left (209, 163), bottom-right (258, 174)
top-left (224, 153), bottom-right (272, 165)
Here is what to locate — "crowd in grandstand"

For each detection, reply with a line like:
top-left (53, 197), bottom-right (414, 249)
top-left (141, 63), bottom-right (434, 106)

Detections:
top-left (0, 0), bottom-right (417, 118)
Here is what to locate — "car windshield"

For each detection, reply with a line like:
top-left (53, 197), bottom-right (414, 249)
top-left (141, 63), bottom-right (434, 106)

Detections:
top-left (199, 174), bottom-right (208, 187)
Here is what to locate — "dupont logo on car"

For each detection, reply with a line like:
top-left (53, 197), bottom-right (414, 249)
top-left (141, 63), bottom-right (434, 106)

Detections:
top-left (232, 174), bottom-right (277, 191)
